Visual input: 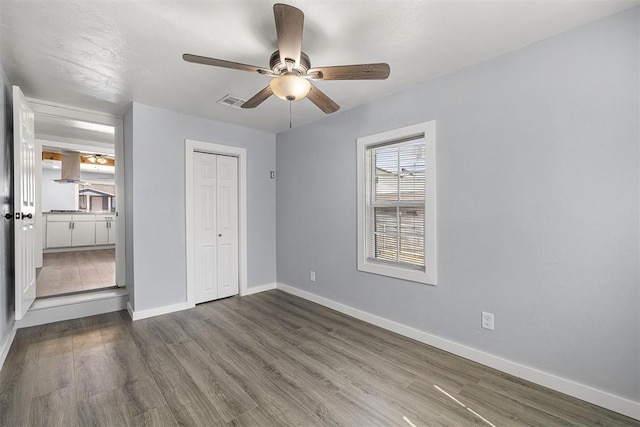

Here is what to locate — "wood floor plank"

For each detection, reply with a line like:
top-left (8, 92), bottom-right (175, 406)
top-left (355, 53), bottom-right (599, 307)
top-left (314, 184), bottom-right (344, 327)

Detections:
top-left (478, 372), bottom-right (637, 427)
top-left (213, 300), bottom-right (311, 349)
top-left (130, 405), bottom-right (179, 426)
top-left (329, 321), bottom-right (486, 390)
top-left (0, 360), bottom-right (37, 426)
top-left (205, 346), bottom-right (325, 425)
top-left (216, 296), bottom-right (317, 347)
top-left (77, 387), bottom-right (130, 426)
top-left (222, 406), bottom-right (289, 427)
top-left (73, 329), bottom-right (129, 399)
top-left (297, 336), bottom-right (416, 390)
top-left (339, 375), bottom-right (448, 426)
top-left (3, 290), bottom-right (638, 426)
top-left (458, 381), bottom-right (573, 426)
top-left (29, 386), bottom-right (78, 427)
top-left (201, 313), bottom-right (280, 367)
top-left (167, 340), bottom-right (258, 422)
top-left (259, 360), bottom-right (345, 425)
top-left (33, 347), bottom-right (75, 398)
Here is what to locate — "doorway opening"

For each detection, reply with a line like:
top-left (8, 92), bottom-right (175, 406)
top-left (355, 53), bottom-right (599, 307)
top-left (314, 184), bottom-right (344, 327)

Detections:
top-left (33, 102), bottom-right (125, 300)
top-left (38, 145), bottom-right (116, 297)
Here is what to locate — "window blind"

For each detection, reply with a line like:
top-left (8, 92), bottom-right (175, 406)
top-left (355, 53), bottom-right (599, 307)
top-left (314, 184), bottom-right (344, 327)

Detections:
top-left (367, 136), bottom-right (426, 268)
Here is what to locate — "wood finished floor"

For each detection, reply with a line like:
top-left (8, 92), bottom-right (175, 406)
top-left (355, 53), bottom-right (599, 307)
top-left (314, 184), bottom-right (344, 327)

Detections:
top-left (36, 249), bottom-right (116, 298)
top-left (2, 290), bottom-right (637, 426)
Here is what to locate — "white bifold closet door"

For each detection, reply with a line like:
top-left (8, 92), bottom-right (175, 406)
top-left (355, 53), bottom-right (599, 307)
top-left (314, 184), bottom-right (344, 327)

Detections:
top-left (193, 152), bottom-right (239, 304)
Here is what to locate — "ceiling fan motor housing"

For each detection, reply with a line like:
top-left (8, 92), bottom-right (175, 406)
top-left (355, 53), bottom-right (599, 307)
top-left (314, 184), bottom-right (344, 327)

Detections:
top-left (270, 50), bottom-right (310, 76)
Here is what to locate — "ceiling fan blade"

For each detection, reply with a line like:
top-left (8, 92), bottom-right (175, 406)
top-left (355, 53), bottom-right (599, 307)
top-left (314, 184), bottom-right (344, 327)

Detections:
top-left (241, 86), bottom-right (273, 109)
top-left (307, 63), bottom-right (390, 80)
top-left (183, 54), bottom-right (273, 75)
top-left (307, 84), bottom-right (340, 114)
top-left (273, 3), bottom-right (304, 67)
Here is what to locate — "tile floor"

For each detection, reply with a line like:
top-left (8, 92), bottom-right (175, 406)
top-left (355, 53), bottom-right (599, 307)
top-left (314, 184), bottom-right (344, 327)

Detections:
top-left (36, 249), bottom-right (116, 298)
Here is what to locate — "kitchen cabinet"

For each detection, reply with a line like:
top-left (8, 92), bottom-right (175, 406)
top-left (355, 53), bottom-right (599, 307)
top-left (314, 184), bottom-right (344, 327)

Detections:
top-left (46, 215), bottom-right (73, 247)
top-left (72, 216), bottom-right (96, 247)
top-left (95, 215), bottom-right (117, 245)
top-left (45, 214), bottom-right (99, 248)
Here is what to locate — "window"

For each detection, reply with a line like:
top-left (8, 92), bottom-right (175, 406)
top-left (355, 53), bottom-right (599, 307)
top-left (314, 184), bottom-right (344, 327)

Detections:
top-left (78, 183), bottom-right (116, 213)
top-left (357, 121), bottom-right (436, 284)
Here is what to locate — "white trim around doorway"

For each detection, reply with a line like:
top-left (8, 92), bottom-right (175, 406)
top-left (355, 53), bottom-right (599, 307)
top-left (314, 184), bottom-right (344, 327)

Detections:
top-left (185, 139), bottom-right (248, 306)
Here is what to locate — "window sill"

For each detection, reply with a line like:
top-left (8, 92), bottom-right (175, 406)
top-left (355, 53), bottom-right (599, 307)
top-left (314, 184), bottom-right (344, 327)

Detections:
top-left (358, 259), bottom-right (436, 285)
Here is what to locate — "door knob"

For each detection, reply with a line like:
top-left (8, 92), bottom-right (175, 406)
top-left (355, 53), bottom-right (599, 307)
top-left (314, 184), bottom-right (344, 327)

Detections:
top-left (20, 213), bottom-right (32, 220)
top-left (3, 213), bottom-right (11, 220)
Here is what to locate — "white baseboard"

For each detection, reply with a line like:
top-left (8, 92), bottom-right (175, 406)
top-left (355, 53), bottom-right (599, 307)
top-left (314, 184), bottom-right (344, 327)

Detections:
top-left (128, 282), bottom-right (276, 321)
top-left (242, 282), bottom-right (277, 296)
top-left (43, 244), bottom-right (115, 254)
top-left (0, 324), bottom-right (17, 370)
top-left (128, 301), bottom-right (194, 321)
top-left (276, 283), bottom-right (640, 421)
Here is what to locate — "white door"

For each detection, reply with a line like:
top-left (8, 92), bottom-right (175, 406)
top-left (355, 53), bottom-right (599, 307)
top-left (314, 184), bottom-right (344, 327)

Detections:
top-left (193, 152), bottom-right (239, 303)
top-left (13, 86), bottom-right (36, 320)
top-left (215, 155), bottom-right (239, 299)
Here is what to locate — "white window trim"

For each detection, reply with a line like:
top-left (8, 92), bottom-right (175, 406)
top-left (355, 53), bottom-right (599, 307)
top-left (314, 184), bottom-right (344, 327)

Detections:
top-left (356, 120), bottom-right (437, 285)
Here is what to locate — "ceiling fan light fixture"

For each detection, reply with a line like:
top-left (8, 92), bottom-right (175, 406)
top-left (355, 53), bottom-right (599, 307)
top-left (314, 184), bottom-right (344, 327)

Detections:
top-left (269, 74), bottom-right (311, 101)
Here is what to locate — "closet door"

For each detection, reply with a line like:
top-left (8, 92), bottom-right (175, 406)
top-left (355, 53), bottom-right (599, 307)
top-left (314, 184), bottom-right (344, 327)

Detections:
top-left (215, 155), bottom-right (238, 299)
top-left (193, 152), bottom-right (239, 304)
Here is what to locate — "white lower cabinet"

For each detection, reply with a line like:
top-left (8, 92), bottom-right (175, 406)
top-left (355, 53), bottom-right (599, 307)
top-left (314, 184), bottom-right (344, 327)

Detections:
top-left (46, 216), bottom-right (73, 247)
top-left (45, 214), bottom-right (109, 249)
top-left (72, 218), bottom-right (96, 247)
top-left (95, 215), bottom-right (117, 245)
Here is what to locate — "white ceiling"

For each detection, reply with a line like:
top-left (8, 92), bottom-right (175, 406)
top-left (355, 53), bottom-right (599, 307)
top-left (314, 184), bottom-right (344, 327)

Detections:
top-left (1, 0), bottom-right (637, 134)
top-left (36, 114), bottom-right (115, 146)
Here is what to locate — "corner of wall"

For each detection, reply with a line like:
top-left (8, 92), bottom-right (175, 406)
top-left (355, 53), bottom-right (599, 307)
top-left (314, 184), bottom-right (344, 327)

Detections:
top-left (123, 104), bottom-right (135, 310)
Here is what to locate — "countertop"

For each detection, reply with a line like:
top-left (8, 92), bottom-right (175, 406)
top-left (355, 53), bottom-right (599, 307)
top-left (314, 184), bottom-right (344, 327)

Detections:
top-left (44, 211), bottom-right (115, 215)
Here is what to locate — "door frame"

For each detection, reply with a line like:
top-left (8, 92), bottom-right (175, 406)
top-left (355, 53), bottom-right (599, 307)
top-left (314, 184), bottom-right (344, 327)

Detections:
top-left (29, 98), bottom-right (126, 287)
top-left (185, 139), bottom-right (248, 305)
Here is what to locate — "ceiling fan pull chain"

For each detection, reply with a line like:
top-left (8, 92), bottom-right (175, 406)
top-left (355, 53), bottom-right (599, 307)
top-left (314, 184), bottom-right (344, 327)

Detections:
top-left (289, 101), bottom-right (292, 129)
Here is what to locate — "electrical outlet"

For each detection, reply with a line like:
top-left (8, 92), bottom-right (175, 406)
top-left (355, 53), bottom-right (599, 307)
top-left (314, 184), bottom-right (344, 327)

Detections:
top-left (481, 312), bottom-right (494, 331)
top-left (310, 271), bottom-right (316, 282)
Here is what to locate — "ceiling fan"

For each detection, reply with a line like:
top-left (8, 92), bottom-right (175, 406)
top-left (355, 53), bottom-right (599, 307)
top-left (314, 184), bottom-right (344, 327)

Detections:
top-left (183, 3), bottom-right (390, 114)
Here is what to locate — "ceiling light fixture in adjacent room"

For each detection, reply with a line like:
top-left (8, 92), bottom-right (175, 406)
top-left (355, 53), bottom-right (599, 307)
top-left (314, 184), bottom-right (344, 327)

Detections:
top-left (96, 155), bottom-right (108, 165)
top-left (86, 154), bottom-right (108, 164)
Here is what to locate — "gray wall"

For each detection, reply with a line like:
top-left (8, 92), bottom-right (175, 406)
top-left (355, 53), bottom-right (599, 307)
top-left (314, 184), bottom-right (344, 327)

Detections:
top-left (126, 103), bottom-right (276, 311)
top-left (0, 63), bottom-right (13, 355)
top-left (276, 8), bottom-right (639, 402)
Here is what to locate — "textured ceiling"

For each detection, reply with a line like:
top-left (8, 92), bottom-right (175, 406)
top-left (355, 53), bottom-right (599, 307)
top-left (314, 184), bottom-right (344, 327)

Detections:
top-left (1, 0), bottom-right (638, 134)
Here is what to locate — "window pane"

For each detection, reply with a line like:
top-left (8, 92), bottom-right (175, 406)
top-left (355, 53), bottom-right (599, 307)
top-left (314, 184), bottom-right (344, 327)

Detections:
top-left (374, 145), bottom-right (398, 201)
top-left (399, 235), bottom-right (424, 266)
top-left (374, 233), bottom-right (397, 263)
top-left (374, 207), bottom-right (397, 233)
top-left (399, 207), bottom-right (424, 236)
top-left (399, 139), bottom-right (425, 201)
